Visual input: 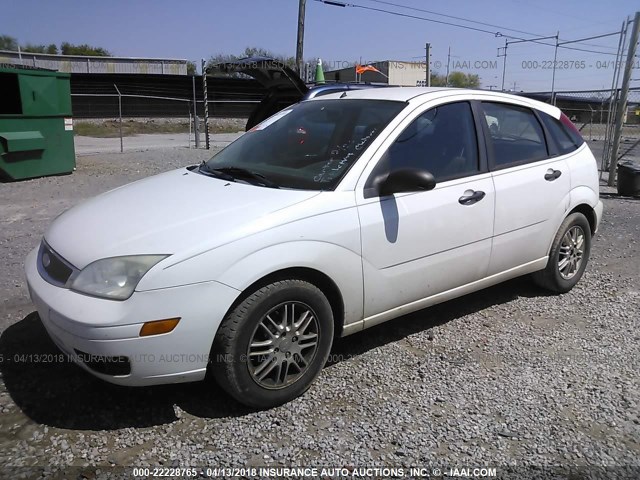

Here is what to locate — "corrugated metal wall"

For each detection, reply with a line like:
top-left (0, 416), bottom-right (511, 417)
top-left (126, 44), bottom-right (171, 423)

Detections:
top-left (70, 73), bottom-right (265, 118)
top-left (0, 50), bottom-right (187, 75)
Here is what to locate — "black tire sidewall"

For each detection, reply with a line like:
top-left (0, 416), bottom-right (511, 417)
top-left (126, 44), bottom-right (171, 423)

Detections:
top-left (222, 281), bottom-right (333, 408)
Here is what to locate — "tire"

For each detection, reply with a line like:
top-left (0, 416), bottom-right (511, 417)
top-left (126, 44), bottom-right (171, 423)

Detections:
top-left (211, 279), bottom-right (334, 409)
top-left (533, 212), bottom-right (591, 293)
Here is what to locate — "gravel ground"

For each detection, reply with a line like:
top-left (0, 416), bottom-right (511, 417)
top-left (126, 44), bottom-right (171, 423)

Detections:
top-left (0, 141), bottom-right (639, 479)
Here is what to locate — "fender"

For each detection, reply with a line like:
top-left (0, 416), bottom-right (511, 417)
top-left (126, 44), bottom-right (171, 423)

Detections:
top-left (136, 191), bottom-right (361, 295)
top-left (569, 184), bottom-right (599, 211)
top-left (544, 185), bottom-right (598, 255)
top-left (215, 241), bottom-right (364, 327)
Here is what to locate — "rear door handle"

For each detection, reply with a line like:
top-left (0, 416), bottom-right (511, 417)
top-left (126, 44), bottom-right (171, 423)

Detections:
top-left (545, 169), bottom-right (562, 181)
top-left (458, 190), bottom-right (486, 205)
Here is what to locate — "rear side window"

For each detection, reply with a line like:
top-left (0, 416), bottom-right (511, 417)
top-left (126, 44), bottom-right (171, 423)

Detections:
top-left (481, 102), bottom-right (548, 168)
top-left (540, 111), bottom-right (584, 155)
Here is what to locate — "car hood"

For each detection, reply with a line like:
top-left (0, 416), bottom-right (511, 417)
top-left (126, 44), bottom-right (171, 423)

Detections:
top-left (45, 167), bottom-right (321, 269)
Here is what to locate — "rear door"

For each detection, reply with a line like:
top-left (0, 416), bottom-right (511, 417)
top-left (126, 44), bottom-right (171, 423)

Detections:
top-left (480, 101), bottom-right (570, 275)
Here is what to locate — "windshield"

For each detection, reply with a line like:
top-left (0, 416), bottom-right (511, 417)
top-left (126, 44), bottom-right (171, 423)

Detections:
top-left (204, 99), bottom-right (406, 190)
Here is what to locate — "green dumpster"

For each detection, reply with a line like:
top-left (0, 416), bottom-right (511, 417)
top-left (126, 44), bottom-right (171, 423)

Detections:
top-left (0, 64), bottom-right (75, 181)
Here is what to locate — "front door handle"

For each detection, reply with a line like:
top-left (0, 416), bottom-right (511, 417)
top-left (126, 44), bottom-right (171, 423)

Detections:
top-left (458, 190), bottom-right (486, 205)
top-left (545, 169), bottom-right (562, 181)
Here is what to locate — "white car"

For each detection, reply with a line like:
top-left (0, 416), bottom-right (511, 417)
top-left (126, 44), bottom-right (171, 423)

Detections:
top-left (25, 88), bottom-right (603, 408)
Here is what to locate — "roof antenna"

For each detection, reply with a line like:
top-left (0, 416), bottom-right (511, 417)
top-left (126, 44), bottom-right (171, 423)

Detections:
top-left (340, 91), bottom-right (347, 98)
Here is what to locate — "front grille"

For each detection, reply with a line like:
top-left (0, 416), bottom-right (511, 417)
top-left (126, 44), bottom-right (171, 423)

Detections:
top-left (38, 242), bottom-right (76, 287)
top-left (74, 349), bottom-right (132, 376)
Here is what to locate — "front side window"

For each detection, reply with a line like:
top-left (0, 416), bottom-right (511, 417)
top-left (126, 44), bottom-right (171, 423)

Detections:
top-left (204, 99), bottom-right (405, 190)
top-left (481, 102), bottom-right (548, 168)
top-left (383, 101), bottom-right (479, 181)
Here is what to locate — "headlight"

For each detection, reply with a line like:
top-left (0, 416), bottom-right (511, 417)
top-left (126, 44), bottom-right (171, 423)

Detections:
top-left (70, 255), bottom-right (168, 300)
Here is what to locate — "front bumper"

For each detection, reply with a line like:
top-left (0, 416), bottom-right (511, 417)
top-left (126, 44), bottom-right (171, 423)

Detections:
top-left (25, 247), bottom-right (240, 386)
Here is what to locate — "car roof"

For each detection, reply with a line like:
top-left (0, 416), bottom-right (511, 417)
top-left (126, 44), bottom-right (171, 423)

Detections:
top-left (307, 87), bottom-right (561, 118)
top-left (304, 82), bottom-right (388, 99)
top-left (306, 86), bottom-right (452, 102)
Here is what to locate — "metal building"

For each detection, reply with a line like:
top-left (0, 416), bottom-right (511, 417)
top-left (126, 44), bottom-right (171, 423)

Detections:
top-left (0, 50), bottom-right (188, 75)
top-left (324, 60), bottom-right (427, 86)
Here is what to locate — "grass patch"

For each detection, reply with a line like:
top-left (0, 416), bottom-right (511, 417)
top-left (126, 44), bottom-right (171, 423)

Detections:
top-left (212, 123), bottom-right (246, 134)
top-left (74, 120), bottom-right (243, 138)
top-left (74, 120), bottom-right (190, 138)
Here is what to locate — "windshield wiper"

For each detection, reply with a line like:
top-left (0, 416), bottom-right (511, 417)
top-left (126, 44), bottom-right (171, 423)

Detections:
top-left (197, 163), bottom-right (235, 181)
top-left (197, 163), bottom-right (280, 188)
top-left (214, 167), bottom-right (280, 189)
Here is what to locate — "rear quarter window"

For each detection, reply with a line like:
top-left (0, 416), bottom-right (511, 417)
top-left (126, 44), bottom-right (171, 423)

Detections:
top-left (539, 111), bottom-right (585, 155)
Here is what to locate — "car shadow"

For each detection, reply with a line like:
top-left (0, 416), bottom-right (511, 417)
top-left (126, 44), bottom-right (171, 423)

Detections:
top-left (0, 313), bottom-right (252, 430)
top-left (329, 275), bottom-right (552, 363)
top-left (0, 276), bottom-right (549, 430)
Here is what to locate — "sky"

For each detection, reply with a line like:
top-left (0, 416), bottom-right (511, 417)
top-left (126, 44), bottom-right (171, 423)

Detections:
top-left (3, 0), bottom-right (638, 92)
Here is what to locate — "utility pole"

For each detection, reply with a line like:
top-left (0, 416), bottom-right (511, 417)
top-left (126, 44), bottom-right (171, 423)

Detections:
top-left (500, 34), bottom-right (557, 92)
top-left (608, 11), bottom-right (640, 186)
top-left (425, 43), bottom-right (431, 87)
top-left (445, 46), bottom-right (451, 86)
top-left (550, 31), bottom-right (559, 104)
top-left (296, 0), bottom-right (307, 76)
top-left (604, 20), bottom-right (628, 173)
top-left (498, 39), bottom-right (507, 91)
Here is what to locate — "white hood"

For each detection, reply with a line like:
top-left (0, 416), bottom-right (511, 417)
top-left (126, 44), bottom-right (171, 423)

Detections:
top-left (45, 168), bottom-right (320, 268)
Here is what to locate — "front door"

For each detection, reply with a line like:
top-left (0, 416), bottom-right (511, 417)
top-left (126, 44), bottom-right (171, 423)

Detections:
top-left (356, 100), bottom-right (495, 321)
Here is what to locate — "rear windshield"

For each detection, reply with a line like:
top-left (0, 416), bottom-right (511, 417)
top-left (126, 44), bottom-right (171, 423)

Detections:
top-left (205, 99), bottom-right (406, 190)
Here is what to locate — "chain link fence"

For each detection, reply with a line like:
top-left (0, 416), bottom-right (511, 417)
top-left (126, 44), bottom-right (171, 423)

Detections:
top-left (69, 76), bottom-right (263, 152)
top-left (69, 75), bottom-right (640, 167)
top-left (614, 89), bottom-right (640, 165)
top-left (521, 88), bottom-right (640, 172)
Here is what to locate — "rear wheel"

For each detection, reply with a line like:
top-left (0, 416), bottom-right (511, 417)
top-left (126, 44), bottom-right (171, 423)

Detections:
top-left (533, 212), bottom-right (591, 293)
top-left (211, 280), bottom-right (334, 409)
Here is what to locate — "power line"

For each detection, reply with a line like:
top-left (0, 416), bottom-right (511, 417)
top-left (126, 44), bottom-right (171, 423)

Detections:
top-left (364, 0), bottom-right (620, 50)
top-left (364, 0), bottom-right (543, 38)
top-left (555, 43), bottom-right (618, 56)
top-left (316, 0), bottom-right (620, 55)
top-left (313, 0), bottom-right (521, 38)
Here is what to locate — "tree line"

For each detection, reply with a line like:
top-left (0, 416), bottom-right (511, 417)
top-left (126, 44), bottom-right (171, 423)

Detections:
top-left (0, 35), bottom-right (111, 56)
top-left (207, 47), bottom-right (480, 88)
top-left (1, 36), bottom-right (480, 87)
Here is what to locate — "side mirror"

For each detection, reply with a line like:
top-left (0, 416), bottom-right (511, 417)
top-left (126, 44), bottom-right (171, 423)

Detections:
top-left (374, 168), bottom-right (436, 197)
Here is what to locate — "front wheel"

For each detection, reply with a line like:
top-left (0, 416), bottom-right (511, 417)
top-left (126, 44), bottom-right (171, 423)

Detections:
top-left (533, 212), bottom-right (592, 293)
top-left (211, 280), bottom-right (334, 409)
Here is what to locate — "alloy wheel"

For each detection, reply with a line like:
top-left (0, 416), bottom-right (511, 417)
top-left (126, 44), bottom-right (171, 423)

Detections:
top-left (247, 301), bottom-right (320, 389)
top-left (558, 225), bottom-right (585, 280)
